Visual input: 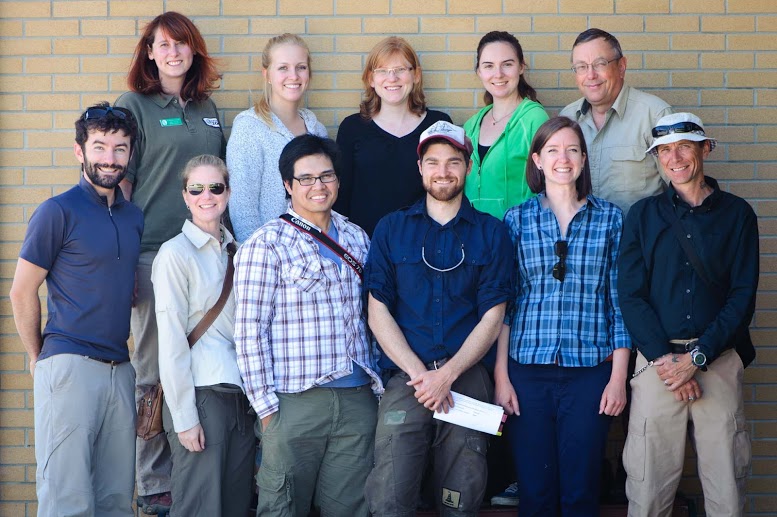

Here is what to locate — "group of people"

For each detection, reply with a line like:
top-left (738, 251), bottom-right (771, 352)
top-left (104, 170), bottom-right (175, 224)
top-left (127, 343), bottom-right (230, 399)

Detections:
top-left (9, 10), bottom-right (759, 517)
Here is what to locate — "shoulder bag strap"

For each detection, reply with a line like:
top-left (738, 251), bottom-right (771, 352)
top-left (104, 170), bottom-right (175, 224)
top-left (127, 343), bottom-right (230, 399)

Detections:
top-left (187, 241), bottom-right (237, 348)
top-left (665, 206), bottom-right (720, 293)
top-left (279, 213), bottom-right (364, 280)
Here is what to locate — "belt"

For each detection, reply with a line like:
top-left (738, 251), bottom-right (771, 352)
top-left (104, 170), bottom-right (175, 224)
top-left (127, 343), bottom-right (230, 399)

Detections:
top-left (424, 356), bottom-right (450, 370)
top-left (668, 338), bottom-right (699, 354)
top-left (85, 356), bottom-right (122, 367)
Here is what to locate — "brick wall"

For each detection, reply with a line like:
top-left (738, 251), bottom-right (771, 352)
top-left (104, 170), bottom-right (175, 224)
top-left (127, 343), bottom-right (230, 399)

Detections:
top-left (1, 1), bottom-right (775, 515)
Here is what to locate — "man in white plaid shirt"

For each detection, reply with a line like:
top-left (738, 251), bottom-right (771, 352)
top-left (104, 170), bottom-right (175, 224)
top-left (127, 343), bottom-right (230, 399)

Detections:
top-left (234, 134), bottom-right (382, 516)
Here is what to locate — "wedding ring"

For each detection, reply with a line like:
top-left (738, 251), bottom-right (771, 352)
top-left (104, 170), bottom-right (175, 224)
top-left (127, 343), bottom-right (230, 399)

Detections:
top-left (689, 396), bottom-right (695, 401)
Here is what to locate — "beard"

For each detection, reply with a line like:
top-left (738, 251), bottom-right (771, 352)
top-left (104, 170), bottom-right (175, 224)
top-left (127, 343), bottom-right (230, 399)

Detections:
top-left (83, 157), bottom-right (127, 190)
top-left (424, 177), bottom-right (464, 202)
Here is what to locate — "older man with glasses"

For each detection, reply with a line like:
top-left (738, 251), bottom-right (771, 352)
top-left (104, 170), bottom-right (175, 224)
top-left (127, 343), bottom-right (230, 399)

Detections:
top-left (618, 113), bottom-right (758, 517)
top-left (560, 28), bottom-right (673, 216)
top-left (363, 121), bottom-right (513, 516)
top-left (10, 103), bottom-right (143, 516)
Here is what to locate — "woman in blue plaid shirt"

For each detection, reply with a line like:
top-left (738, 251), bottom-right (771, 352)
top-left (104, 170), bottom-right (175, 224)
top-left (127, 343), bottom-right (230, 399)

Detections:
top-left (493, 116), bottom-right (632, 516)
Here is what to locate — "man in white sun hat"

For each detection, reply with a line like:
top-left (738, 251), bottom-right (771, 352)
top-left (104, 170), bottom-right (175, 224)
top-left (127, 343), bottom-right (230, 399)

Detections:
top-left (618, 112), bottom-right (758, 517)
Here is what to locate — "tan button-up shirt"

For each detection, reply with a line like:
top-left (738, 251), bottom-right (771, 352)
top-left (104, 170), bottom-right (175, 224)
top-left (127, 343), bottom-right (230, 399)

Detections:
top-left (560, 85), bottom-right (673, 215)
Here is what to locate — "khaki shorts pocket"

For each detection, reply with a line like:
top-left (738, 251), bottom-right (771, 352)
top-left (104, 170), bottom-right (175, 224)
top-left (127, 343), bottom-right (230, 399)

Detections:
top-left (623, 415), bottom-right (646, 482)
top-left (733, 413), bottom-right (751, 479)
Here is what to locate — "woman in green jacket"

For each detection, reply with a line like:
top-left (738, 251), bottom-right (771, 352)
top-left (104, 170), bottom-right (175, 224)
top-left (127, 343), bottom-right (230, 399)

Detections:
top-left (464, 31), bottom-right (549, 220)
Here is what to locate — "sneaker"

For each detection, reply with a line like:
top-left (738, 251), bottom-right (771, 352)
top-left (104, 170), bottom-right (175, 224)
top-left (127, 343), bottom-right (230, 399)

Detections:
top-left (137, 492), bottom-right (172, 515)
top-left (490, 481), bottom-right (519, 506)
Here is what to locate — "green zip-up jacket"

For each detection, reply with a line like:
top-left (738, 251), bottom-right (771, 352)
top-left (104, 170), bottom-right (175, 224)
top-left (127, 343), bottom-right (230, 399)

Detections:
top-left (463, 99), bottom-right (549, 220)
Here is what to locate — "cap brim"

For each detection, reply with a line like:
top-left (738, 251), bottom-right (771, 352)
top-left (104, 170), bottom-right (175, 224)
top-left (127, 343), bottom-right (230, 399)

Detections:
top-left (646, 133), bottom-right (717, 155)
top-left (417, 135), bottom-right (473, 157)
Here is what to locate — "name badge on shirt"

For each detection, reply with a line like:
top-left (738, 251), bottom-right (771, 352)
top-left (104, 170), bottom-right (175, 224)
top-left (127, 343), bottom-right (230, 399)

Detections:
top-left (203, 117), bottom-right (221, 128)
top-left (159, 118), bottom-right (183, 127)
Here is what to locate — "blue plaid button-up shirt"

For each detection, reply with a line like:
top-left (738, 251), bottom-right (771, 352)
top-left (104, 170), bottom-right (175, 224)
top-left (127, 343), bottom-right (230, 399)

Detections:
top-left (504, 194), bottom-right (631, 367)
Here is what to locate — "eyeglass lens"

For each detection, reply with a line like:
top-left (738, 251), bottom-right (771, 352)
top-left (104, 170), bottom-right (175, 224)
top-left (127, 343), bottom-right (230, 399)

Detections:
top-left (84, 106), bottom-right (129, 121)
top-left (187, 183), bottom-right (226, 196)
top-left (552, 240), bottom-right (568, 282)
top-left (651, 122), bottom-right (704, 138)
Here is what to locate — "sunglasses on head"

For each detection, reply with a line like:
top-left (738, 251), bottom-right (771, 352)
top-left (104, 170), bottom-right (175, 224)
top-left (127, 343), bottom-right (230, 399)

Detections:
top-left (83, 106), bottom-right (131, 121)
top-left (651, 122), bottom-right (704, 139)
top-left (186, 183), bottom-right (226, 196)
top-left (552, 240), bottom-right (568, 282)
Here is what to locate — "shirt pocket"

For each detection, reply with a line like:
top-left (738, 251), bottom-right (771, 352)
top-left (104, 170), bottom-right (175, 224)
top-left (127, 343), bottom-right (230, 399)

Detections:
top-left (447, 248), bottom-right (491, 304)
top-left (389, 247), bottom-right (426, 297)
top-left (609, 146), bottom-right (654, 193)
top-left (284, 260), bottom-right (330, 293)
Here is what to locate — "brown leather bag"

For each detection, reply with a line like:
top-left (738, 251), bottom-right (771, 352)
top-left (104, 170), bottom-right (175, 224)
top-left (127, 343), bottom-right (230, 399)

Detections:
top-left (136, 242), bottom-right (237, 440)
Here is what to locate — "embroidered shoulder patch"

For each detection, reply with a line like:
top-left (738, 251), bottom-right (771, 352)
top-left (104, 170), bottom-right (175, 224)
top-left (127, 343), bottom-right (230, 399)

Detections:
top-left (203, 117), bottom-right (221, 128)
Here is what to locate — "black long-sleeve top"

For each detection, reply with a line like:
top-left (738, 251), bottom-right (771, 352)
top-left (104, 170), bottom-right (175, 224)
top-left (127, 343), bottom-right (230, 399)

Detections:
top-left (617, 176), bottom-right (759, 366)
top-left (333, 110), bottom-right (451, 236)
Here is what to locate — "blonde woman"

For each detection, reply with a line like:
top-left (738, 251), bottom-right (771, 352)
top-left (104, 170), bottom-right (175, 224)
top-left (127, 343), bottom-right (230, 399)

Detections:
top-left (227, 33), bottom-right (327, 241)
top-left (334, 36), bottom-right (450, 236)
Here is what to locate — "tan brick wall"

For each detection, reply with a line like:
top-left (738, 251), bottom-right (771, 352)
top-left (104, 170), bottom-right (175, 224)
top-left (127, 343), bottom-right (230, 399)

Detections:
top-left (1, 1), bottom-right (776, 515)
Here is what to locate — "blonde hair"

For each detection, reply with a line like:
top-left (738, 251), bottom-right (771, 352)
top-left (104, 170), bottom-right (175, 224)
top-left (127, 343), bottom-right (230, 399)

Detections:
top-left (253, 33), bottom-right (311, 126)
top-left (360, 36), bottom-right (427, 119)
top-left (180, 154), bottom-right (230, 190)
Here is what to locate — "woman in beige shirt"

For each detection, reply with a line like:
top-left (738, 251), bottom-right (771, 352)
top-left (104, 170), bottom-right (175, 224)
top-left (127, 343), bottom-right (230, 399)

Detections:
top-left (153, 155), bottom-right (254, 517)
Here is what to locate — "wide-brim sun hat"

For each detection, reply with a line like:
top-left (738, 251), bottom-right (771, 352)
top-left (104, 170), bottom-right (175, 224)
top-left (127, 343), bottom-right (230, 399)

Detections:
top-left (646, 112), bottom-right (717, 156)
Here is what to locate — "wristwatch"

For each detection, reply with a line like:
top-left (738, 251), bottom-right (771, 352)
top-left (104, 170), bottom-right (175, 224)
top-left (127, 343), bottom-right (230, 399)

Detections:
top-left (690, 346), bottom-right (708, 371)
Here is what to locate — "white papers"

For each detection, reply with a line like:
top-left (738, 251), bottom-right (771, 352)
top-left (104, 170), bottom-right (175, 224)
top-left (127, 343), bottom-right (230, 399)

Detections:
top-left (432, 391), bottom-right (506, 436)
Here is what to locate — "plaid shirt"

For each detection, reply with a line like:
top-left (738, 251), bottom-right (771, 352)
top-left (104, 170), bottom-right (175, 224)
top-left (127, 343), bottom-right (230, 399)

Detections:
top-left (234, 209), bottom-right (382, 419)
top-left (504, 194), bottom-right (631, 367)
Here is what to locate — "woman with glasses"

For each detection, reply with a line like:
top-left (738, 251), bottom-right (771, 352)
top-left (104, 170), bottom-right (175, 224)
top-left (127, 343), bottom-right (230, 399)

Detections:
top-left (227, 33), bottom-right (327, 241)
top-left (154, 155), bottom-right (255, 517)
top-left (494, 117), bottom-right (631, 516)
top-left (333, 36), bottom-right (451, 236)
top-left (115, 12), bottom-right (225, 513)
top-left (464, 31), bottom-right (549, 220)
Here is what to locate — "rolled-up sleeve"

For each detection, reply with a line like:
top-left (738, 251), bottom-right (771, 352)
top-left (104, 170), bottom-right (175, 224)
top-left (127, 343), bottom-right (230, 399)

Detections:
top-left (364, 217), bottom-right (397, 311)
top-left (475, 222), bottom-right (515, 318)
top-left (234, 238), bottom-right (280, 419)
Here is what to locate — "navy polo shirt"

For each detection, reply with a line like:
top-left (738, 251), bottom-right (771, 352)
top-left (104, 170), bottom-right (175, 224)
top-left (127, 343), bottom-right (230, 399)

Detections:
top-left (20, 176), bottom-right (143, 362)
top-left (365, 195), bottom-right (514, 370)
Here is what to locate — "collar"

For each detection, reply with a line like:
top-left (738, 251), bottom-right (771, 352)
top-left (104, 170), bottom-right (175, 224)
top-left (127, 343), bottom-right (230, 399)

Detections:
top-left (535, 192), bottom-right (602, 212)
top-left (270, 109), bottom-right (316, 136)
top-left (407, 195), bottom-right (478, 225)
top-left (77, 175), bottom-right (126, 207)
top-left (665, 176), bottom-right (721, 212)
top-left (151, 92), bottom-right (178, 109)
top-left (579, 84), bottom-right (630, 118)
top-left (181, 219), bottom-right (235, 250)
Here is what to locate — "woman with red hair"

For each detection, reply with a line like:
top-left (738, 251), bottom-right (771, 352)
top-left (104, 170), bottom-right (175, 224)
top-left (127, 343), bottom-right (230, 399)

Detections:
top-left (115, 12), bottom-right (226, 515)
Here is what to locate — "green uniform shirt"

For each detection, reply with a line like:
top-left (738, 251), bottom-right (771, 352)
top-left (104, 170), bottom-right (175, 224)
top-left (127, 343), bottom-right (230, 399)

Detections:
top-left (115, 91), bottom-right (226, 252)
top-left (464, 99), bottom-right (548, 220)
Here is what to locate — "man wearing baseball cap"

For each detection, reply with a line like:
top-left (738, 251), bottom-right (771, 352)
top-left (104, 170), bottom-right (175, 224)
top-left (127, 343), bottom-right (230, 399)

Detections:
top-left (363, 121), bottom-right (514, 515)
top-left (618, 112), bottom-right (758, 516)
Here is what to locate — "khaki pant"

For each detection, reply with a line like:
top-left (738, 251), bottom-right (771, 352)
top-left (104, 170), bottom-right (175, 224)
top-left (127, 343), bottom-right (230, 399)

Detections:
top-left (624, 349), bottom-right (751, 517)
top-left (365, 364), bottom-right (492, 517)
top-left (163, 387), bottom-right (256, 517)
top-left (131, 250), bottom-right (172, 496)
top-left (256, 386), bottom-right (377, 517)
top-left (34, 354), bottom-right (136, 517)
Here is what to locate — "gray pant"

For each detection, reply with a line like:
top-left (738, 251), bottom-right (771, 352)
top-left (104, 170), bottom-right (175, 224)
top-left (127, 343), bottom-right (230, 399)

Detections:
top-left (163, 386), bottom-right (256, 517)
top-left (131, 250), bottom-right (172, 496)
top-left (257, 386), bottom-right (378, 517)
top-left (34, 354), bottom-right (136, 517)
top-left (364, 364), bottom-right (492, 517)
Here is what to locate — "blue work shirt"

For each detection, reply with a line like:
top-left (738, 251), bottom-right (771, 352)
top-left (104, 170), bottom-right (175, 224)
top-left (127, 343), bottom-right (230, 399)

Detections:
top-left (365, 195), bottom-right (514, 370)
top-left (20, 176), bottom-right (143, 363)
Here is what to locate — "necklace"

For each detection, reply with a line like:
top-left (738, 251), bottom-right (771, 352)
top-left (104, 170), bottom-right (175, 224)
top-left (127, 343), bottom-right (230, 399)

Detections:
top-left (491, 106), bottom-right (517, 126)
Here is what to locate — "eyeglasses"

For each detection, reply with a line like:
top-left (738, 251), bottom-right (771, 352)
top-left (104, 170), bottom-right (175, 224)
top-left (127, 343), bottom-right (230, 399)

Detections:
top-left (83, 106), bottom-right (131, 121)
top-left (293, 172), bottom-right (338, 186)
top-left (571, 56), bottom-right (621, 76)
top-left (651, 122), bottom-right (705, 138)
top-left (552, 240), bottom-right (568, 282)
top-left (186, 182), bottom-right (226, 196)
top-left (421, 227), bottom-right (465, 273)
top-left (373, 66), bottom-right (413, 78)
